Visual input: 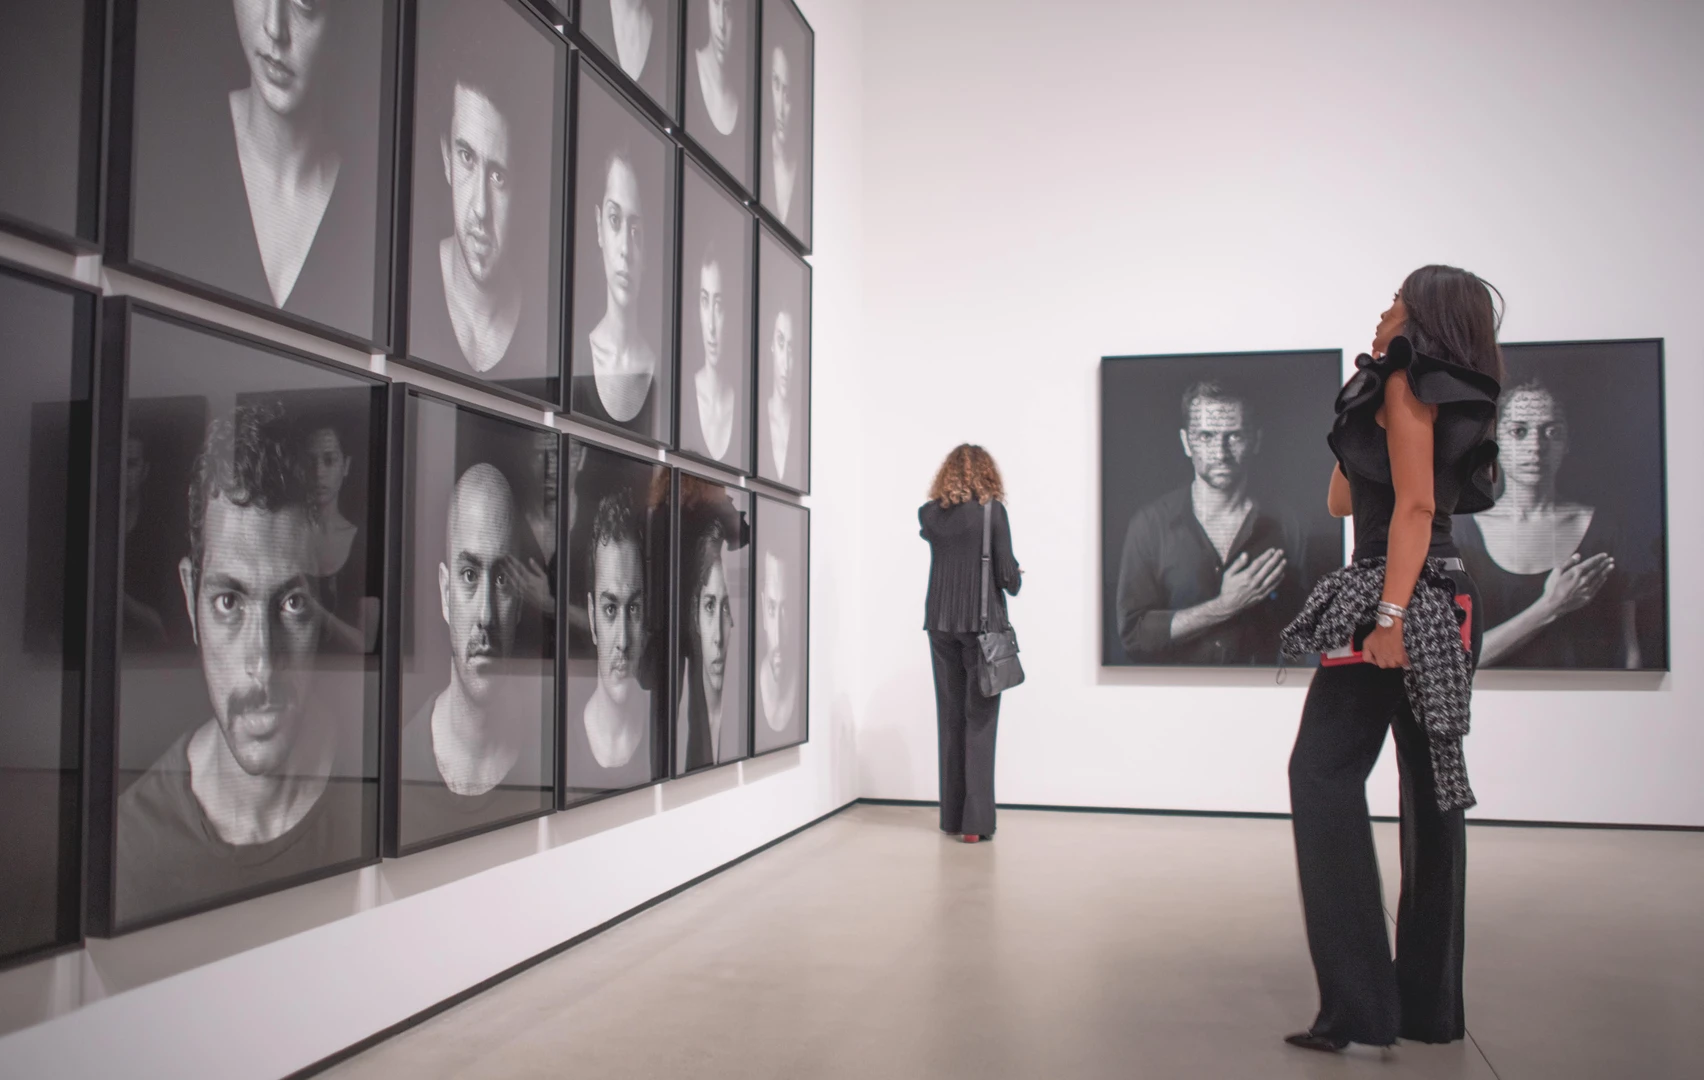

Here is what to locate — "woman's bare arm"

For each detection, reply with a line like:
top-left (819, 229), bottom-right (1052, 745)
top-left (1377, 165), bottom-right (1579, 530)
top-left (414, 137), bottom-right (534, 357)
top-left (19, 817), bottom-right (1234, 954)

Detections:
top-left (1328, 464), bottom-right (1352, 518)
top-left (1381, 370), bottom-right (1439, 612)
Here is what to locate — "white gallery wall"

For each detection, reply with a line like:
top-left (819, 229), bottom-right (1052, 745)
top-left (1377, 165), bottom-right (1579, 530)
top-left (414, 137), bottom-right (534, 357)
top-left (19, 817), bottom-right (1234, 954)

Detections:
top-left (0, 1), bottom-right (866, 1076)
top-left (853, 0), bottom-right (1704, 827)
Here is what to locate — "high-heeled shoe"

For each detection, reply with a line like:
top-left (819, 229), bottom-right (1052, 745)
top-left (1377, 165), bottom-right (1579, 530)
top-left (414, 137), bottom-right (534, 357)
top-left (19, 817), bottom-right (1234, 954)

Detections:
top-left (1284, 1032), bottom-right (1348, 1053)
top-left (961, 834), bottom-right (980, 843)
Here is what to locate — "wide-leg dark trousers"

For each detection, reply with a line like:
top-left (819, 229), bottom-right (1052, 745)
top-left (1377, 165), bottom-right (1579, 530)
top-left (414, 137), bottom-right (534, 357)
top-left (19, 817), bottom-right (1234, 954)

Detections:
top-left (1288, 661), bottom-right (1468, 1046)
top-left (929, 631), bottom-right (1000, 837)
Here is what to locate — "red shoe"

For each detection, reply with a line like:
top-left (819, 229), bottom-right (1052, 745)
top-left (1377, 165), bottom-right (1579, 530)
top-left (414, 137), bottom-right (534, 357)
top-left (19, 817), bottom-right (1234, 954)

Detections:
top-left (962, 834), bottom-right (980, 843)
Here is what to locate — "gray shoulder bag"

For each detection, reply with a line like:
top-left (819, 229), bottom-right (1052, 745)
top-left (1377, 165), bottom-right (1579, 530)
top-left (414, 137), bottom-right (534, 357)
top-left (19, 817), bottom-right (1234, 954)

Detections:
top-left (975, 501), bottom-right (1025, 697)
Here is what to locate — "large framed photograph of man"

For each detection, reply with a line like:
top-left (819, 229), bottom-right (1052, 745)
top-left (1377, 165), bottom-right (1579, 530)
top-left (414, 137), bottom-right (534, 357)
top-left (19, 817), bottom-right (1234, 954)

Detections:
top-left (577, 0), bottom-right (681, 120)
top-left (683, 0), bottom-right (755, 191)
top-left (562, 439), bottom-right (671, 807)
top-left (1452, 339), bottom-right (1668, 670)
top-left (751, 494), bottom-right (806, 755)
top-left (386, 390), bottom-right (559, 857)
top-left (758, 0), bottom-right (812, 250)
top-left (1100, 350), bottom-right (1344, 667)
top-left (676, 161), bottom-right (755, 473)
top-left (755, 225), bottom-right (810, 492)
top-left (568, 64), bottom-right (678, 445)
top-left (0, 0), bottom-right (103, 250)
top-left (109, 0), bottom-right (397, 348)
top-left (674, 472), bottom-right (751, 774)
top-left (90, 301), bottom-right (388, 935)
top-left (405, 0), bottom-right (568, 407)
top-left (0, 262), bottom-right (97, 967)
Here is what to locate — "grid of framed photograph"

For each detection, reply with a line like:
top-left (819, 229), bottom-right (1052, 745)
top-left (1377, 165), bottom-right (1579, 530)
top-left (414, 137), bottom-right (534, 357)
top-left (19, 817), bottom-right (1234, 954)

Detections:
top-left (0, 0), bottom-right (817, 944)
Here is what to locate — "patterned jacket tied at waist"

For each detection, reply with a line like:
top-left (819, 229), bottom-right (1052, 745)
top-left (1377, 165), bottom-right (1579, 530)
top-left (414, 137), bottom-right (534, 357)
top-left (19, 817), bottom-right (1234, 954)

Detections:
top-left (1281, 558), bottom-right (1478, 813)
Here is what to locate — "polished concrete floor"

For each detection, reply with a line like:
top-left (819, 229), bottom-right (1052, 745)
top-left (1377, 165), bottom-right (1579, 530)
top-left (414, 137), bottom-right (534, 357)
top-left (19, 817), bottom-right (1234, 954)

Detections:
top-left (325, 804), bottom-right (1704, 1079)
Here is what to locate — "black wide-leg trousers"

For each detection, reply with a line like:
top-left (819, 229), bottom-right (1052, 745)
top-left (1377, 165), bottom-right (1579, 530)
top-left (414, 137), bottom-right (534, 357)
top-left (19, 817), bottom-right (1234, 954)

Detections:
top-left (929, 631), bottom-right (1000, 837)
top-left (1288, 662), bottom-right (1468, 1046)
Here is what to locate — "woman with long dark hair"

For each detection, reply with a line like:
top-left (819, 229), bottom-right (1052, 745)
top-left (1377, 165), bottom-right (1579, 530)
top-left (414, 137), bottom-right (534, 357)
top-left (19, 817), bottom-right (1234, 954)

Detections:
top-left (921, 445), bottom-right (1021, 844)
top-left (1280, 266), bottom-right (1504, 1052)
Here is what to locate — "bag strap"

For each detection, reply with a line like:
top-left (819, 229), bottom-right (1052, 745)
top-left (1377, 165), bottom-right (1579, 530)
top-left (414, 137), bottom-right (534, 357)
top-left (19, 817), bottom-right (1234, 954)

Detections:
top-left (979, 500), bottom-right (993, 632)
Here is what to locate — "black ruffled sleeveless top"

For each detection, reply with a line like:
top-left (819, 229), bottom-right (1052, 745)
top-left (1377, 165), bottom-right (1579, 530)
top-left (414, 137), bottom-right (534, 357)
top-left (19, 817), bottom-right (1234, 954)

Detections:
top-left (1329, 336), bottom-right (1500, 561)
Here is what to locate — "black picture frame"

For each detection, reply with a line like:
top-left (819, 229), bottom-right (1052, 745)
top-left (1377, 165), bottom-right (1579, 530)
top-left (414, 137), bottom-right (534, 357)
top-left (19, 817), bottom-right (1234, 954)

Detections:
top-left (576, 0), bottom-right (683, 122)
top-left (567, 60), bottom-right (681, 448)
top-left (382, 387), bottom-right (562, 858)
top-left (671, 468), bottom-right (753, 776)
top-left (681, 0), bottom-right (757, 195)
top-left (87, 299), bottom-right (389, 937)
top-left (753, 222), bottom-right (810, 494)
top-left (1454, 339), bottom-right (1669, 672)
top-left (674, 159), bottom-right (757, 475)
top-left (0, 259), bottom-right (99, 970)
top-left (560, 438), bottom-right (673, 809)
top-left (398, 0), bottom-right (571, 412)
top-left (750, 493), bottom-right (806, 756)
top-left (1099, 349), bottom-right (1345, 668)
top-left (756, 0), bottom-right (812, 253)
top-left (0, 0), bottom-right (106, 251)
top-left (105, 0), bottom-right (402, 353)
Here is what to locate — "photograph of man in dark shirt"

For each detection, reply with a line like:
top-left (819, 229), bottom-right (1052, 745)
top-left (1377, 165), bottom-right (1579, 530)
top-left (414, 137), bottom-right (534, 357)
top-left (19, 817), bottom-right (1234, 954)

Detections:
top-left (1115, 380), bottom-right (1303, 665)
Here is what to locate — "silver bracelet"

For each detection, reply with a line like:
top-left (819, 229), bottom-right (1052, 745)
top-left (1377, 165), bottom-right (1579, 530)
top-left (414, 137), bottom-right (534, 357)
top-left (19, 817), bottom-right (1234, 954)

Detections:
top-left (1375, 601), bottom-right (1406, 628)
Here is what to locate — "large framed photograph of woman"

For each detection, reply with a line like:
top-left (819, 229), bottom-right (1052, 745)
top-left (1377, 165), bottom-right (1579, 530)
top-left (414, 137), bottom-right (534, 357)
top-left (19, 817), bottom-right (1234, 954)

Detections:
top-left (0, 0), bottom-right (104, 250)
top-left (758, 0), bottom-right (812, 250)
top-left (109, 0), bottom-right (397, 349)
top-left (405, 0), bottom-right (568, 407)
top-left (1452, 339), bottom-right (1668, 670)
top-left (0, 262), bottom-right (97, 968)
top-left (676, 160), bottom-right (755, 474)
top-left (386, 390), bottom-right (558, 857)
top-left (1100, 350), bottom-right (1345, 667)
top-left (568, 63), bottom-right (678, 446)
top-left (577, 0), bottom-right (681, 120)
top-left (674, 471), bottom-right (752, 774)
top-left (755, 224), bottom-right (810, 493)
top-left (751, 494), bottom-right (806, 755)
top-left (89, 301), bottom-right (388, 936)
top-left (562, 439), bottom-right (672, 807)
top-left (683, 0), bottom-right (755, 191)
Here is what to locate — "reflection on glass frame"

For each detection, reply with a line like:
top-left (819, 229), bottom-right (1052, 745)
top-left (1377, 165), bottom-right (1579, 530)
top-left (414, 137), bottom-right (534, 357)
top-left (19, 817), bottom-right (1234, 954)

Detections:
top-left (576, 0), bottom-right (682, 121)
top-left (676, 161), bottom-right (755, 474)
top-left (562, 439), bottom-right (672, 807)
top-left (1452, 339), bottom-right (1668, 671)
top-left (0, 0), bottom-right (104, 249)
top-left (683, 0), bottom-right (756, 191)
top-left (755, 225), bottom-right (810, 493)
top-left (385, 389), bottom-right (559, 857)
top-left (108, 0), bottom-right (398, 348)
top-left (0, 262), bottom-right (96, 967)
top-left (673, 471), bottom-right (751, 775)
top-left (89, 301), bottom-right (387, 936)
top-left (405, 0), bottom-right (569, 407)
top-left (569, 62), bottom-right (679, 446)
top-left (751, 494), bottom-right (806, 755)
top-left (758, 0), bottom-right (812, 251)
top-left (1099, 350), bottom-right (1345, 668)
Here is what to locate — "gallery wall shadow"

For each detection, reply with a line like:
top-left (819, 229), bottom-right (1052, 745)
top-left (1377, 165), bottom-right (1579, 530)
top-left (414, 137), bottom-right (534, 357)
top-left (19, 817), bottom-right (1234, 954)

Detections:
top-left (660, 759), bottom-right (744, 810)
top-left (741, 744), bottom-right (802, 784)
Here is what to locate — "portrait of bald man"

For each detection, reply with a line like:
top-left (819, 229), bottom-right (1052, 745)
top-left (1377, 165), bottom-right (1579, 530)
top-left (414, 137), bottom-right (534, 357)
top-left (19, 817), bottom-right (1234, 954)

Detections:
top-left (394, 398), bottom-right (556, 854)
top-left (760, 0), bottom-right (813, 246)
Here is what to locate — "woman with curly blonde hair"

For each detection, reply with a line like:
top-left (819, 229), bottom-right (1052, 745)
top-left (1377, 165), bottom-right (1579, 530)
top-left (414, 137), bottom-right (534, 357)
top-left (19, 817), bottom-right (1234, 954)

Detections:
top-left (920, 444), bottom-right (1021, 843)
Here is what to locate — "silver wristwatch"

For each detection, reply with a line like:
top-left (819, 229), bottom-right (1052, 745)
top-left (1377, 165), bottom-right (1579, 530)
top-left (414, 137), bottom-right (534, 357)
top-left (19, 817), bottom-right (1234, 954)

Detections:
top-left (1375, 601), bottom-right (1406, 629)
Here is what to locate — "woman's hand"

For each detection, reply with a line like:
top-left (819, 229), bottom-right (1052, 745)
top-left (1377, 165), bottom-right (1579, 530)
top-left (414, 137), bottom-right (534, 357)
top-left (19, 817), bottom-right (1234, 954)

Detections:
top-left (1362, 621), bottom-right (1409, 669)
top-left (1539, 552), bottom-right (1613, 618)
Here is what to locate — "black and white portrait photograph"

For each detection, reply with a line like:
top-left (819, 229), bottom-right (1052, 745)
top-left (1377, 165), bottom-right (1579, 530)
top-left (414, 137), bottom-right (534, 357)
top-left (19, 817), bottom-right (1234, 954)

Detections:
top-left (752, 494), bottom-right (806, 755)
top-left (407, 0), bottom-right (567, 404)
top-left (759, 0), bottom-right (812, 248)
top-left (393, 393), bottom-right (557, 855)
top-left (677, 162), bottom-right (754, 472)
top-left (121, 0), bottom-right (392, 344)
top-left (105, 304), bottom-right (385, 933)
top-left (0, 265), bottom-right (95, 965)
top-left (756, 227), bottom-right (810, 492)
top-left (684, 0), bottom-right (754, 190)
top-left (1452, 340), bottom-right (1668, 670)
top-left (1100, 351), bottom-right (1344, 667)
top-left (563, 440), bottom-right (670, 805)
top-left (675, 474), bottom-right (751, 774)
top-left (569, 67), bottom-right (677, 444)
top-left (578, 0), bottom-right (680, 119)
top-left (0, 2), bottom-right (101, 246)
